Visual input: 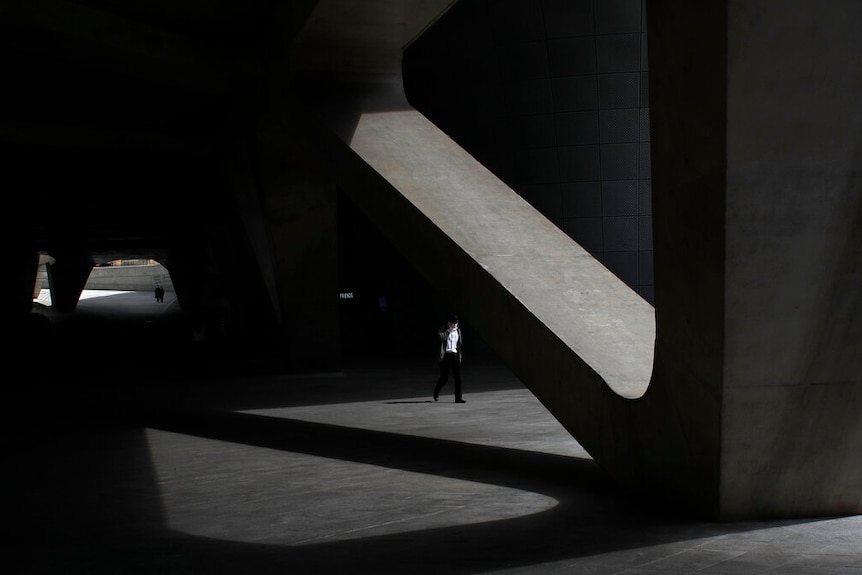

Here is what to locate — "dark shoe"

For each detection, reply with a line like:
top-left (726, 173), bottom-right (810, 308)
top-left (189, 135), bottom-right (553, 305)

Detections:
top-left (433, 394), bottom-right (438, 402)
top-left (455, 398), bottom-right (466, 403)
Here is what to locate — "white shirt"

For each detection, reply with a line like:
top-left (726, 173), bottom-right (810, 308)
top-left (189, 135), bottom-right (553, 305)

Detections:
top-left (445, 327), bottom-right (460, 353)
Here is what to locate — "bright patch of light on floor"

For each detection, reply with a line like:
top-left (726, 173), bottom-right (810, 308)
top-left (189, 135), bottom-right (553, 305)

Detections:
top-left (78, 289), bottom-right (132, 299)
top-left (245, 390), bottom-right (591, 459)
top-left (146, 427), bottom-right (558, 546)
top-left (33, 288), bottom-right (132, 306)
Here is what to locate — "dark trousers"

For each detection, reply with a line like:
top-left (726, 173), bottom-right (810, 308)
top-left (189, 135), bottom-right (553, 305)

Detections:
top-left (434, 352), bottom-right (462, 400)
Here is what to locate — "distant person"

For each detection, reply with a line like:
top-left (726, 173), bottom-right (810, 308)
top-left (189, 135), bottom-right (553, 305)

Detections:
top-left (433, 313), bottom-right (465, 403)
top-left (154, 285), bottom-right (165, 303)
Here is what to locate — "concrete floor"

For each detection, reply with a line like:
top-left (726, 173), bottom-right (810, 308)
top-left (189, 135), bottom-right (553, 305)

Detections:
top-left (14, 292), bottom-right (862, 574)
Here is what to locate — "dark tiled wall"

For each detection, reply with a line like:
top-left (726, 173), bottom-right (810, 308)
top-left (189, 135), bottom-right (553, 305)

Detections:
top-left (404, 0), bottom-right (653, 304)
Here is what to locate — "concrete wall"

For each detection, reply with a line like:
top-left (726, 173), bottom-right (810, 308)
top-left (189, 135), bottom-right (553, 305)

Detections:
top-left (403, 0), bottom-right (654, 304)
top-left (83, 264), bottom-right (174, 292)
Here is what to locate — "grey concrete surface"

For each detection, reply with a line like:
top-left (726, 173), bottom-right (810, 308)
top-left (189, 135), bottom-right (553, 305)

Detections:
top-left (14, 292), bottom-right (862, 574)
top-left (84, 264), bottom-right (174, 292)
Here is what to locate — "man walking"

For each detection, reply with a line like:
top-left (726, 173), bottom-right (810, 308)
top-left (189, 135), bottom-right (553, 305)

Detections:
top-left (433, 313), bottom-right (465, 403)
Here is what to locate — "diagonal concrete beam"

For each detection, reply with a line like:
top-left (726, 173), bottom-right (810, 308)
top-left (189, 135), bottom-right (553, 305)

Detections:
top-left (286, 1), bottom-right (656, 399)
top-left (347, 108), bottom-right (656, 399)
top-left (285, 0), bottom-right (662, 493)
top-left (288, 2), bottom-right (656, 386)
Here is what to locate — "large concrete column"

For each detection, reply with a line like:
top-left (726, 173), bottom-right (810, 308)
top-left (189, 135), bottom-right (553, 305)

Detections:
top-left (255, 129), bottom-right (340, 371)
top-left (164, 242), bottom-right (207, 311)
top-left (721, 1), bottom-right (861, 518)
top-left (8, 246), bottom-right (39, 318)
top-left (634, 0), bottom-right (862, 519)
top-left (45, 249), bottom-right (94, 312)
top-left (254, 5), bottom-right (345, 372)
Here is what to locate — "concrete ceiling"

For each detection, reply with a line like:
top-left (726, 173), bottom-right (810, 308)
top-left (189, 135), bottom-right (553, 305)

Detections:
top-left (1, 0), bottom-right (455, 261)
top-left (289, 0), bottom-right (456, 79)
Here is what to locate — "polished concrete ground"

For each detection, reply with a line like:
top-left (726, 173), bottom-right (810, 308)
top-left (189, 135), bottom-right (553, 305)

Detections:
top-left (14, 291), bottom-right (861, 574)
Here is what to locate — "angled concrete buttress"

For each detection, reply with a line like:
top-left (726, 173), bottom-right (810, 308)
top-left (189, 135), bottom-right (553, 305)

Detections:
top-left (281, 0), bottom-right (862, 520)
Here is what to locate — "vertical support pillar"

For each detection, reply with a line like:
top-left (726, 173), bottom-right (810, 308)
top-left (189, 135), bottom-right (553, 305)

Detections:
top-left (647, 0), bottom-right (862, 518)
top-left (258, 129), bottom-right (341, 371)
top-left (46, 249), bottom-right (94, 312)
top-left (7, 245), bottom-right (40, 318)
top-left (718, 0), bottom-right (862, 519)
top-left (165, 242), bottom-right (206, 312)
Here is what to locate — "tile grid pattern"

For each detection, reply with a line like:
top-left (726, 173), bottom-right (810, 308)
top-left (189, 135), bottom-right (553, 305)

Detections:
top-left (404, 0), bottom-right (654, 303)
